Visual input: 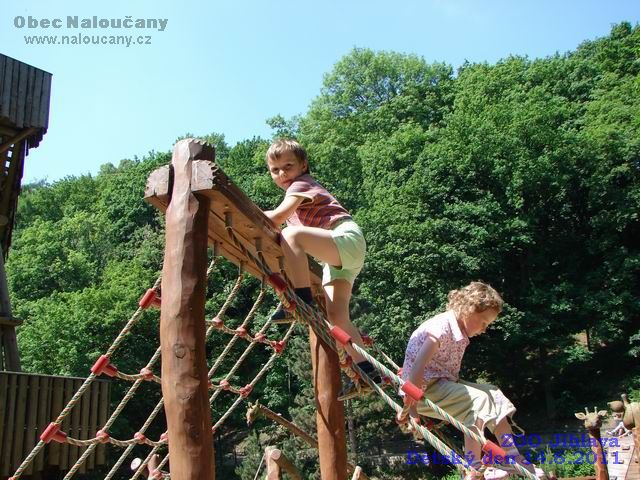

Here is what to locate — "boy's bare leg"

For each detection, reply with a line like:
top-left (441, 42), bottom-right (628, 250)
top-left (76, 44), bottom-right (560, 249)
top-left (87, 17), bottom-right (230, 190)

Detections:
top-left (148, 454), bottom-right (160, 475)
top-left (280, 226), bottom-right (341, 287)
top-left (324, 280), bottom-right (366, 363)
top-left (280, 227), bottom-right (369, 360)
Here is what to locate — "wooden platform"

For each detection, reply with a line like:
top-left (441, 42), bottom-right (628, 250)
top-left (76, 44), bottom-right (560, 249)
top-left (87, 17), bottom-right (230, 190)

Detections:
top-left (0, 371), bottom-right (110, 479)
top-left (144, 159), bottom-right (323, 287)
top-left (607, 432), bottom-right (639, 480)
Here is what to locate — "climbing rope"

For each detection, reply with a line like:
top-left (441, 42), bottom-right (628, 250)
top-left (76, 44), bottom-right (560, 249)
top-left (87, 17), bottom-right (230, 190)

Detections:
top-left (222, 219), bottom-right (538, 480)
top-left (10, 251), bottom-right (292, 480)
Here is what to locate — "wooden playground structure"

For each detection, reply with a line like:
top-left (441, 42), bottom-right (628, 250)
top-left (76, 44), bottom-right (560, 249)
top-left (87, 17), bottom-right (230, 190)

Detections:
top-left (143, 139), bottom-right (348, 479)
top-left (0, 54), bottom-right (638, 480)
top-left (0, 54), bottom-right (110, 479)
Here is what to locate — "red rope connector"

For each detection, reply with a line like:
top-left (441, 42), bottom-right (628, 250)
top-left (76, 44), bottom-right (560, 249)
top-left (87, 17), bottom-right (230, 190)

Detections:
top-left (139, 368), bottom-right (154, 381)
top-left (397, 368), bottom-right (403, 377)
top-left (220, 379), bottom-right (230, 390)
top-left (207, 380), bottom-right (213, 390)
top-left (212, 316), bottom-right (224, 329)
top-left (239, 384), bottom-right (253, 398)
top-left (96, 430), bottom-right (110, 443)
top-left (272, 340), bottom-right (286, 354)
top-left (235, 327), bottom-right (247, 338)
top-left (91, 355), bottom-right (118, 377)
top-left (361, 334), bottom-right (373, 346)
top-left (254, 332), bottom-right (266, 343)
top-left (401, 381), bottom-right (424, 402)
top-left (134, 432), bottom-right (147, 444)
top-left (482, 440), bottom-right (506, 459)
top-left (330, 326), bottom-right (352, 346)
top-left (267, 273), bottom-right (289, 294)
top-left (139, 288), bottom-right (161, 309)
top-left (160, 432), bottom-right (168, 443)
top-left (40, 423), bottom-right (67, 444)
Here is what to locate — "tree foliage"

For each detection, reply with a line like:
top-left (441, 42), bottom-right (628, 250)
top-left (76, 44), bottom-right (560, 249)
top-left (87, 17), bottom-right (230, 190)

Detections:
top-left (6, 23), bottom-right (640, 479)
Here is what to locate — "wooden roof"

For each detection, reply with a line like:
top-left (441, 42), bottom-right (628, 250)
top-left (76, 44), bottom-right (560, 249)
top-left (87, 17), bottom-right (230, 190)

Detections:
top-left (0, 53), bottom-right (51, 148)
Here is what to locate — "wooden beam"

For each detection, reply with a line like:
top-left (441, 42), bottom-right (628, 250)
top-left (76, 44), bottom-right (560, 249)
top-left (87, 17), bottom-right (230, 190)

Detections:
top-left (0, 316), bottom-right (23, 327)
top-left (144, 160), bottom-right (324, 282)
top-left (0, 127), bottom-right (37, 155)
top-left (0, 125), bottom-right (18, 137)
top-left (247, 401), bottom-right (318, 448)
top-left (160, 139), bottom-right (215, 480)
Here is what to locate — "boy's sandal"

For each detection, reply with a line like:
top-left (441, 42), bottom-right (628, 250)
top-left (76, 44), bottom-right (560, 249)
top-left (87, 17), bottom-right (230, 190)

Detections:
top-left (337, 380), bottom-right (372, 401)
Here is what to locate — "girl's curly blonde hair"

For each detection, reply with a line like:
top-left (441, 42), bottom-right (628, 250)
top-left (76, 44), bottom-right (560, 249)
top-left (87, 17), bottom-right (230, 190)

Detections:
top-left (447, 281), bottom-right (503, 317)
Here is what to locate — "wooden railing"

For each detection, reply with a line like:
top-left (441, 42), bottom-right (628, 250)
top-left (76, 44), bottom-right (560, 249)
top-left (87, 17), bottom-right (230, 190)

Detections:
top-left (0, 371), bottom-right (110, 479)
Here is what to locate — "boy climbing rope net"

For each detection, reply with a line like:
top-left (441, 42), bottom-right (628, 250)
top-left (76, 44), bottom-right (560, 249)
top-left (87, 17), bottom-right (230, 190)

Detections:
top-left (262, 139), bottom-right (381, 398)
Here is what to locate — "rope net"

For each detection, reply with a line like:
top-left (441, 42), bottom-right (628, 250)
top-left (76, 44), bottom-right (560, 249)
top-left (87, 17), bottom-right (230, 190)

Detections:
top-left (10, 202), bottom-right (537, 480)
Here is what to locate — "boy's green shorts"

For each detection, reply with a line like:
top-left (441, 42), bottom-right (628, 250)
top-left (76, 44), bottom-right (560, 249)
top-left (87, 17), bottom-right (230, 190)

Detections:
top-left (322, 220), bottom-right (366, 286)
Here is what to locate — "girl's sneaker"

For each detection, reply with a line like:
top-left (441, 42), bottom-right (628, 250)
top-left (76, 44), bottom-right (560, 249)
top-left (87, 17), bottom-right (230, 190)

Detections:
top-left (483, 467), bottom-right (510, 480)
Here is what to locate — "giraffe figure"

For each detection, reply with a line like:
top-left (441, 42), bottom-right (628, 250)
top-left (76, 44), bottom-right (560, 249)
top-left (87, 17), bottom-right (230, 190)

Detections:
top-left (575, 407), bottom-right (609, 480)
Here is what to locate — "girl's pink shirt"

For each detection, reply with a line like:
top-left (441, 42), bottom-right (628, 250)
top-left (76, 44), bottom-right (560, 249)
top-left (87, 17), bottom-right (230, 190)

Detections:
top-left (401, 310), bottom-right (470, 384)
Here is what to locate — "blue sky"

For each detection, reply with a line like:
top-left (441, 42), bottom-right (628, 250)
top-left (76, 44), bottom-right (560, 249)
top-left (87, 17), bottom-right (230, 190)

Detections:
top-left (1, 0), bottom-right (638, 183)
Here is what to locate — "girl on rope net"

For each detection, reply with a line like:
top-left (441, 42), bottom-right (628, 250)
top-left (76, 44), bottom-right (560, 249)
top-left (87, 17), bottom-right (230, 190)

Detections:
top-left (262, 139), bottom-right (381, 398)
top-left (400, 281), bottom-right (546, 480)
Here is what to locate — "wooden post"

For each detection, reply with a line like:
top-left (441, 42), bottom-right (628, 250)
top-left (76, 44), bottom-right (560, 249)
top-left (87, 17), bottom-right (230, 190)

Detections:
top-left (247, 401), bottom-right (368, 479)
top-left (265, 446), bottom-right (282, 480)
top-left (265, 446), bottom-right (302, 480)
top-left (0, 244), bottom-right (20, 371)
top-left (309, 328), bottom-right (347, 480)
top-left (160, 139), bottom-right (215, 480)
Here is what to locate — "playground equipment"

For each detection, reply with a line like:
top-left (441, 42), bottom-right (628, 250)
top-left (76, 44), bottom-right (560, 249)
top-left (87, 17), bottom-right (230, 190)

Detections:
top-left (1, 54), bottom-right (111, 479)
top-left (0, 52), bottom-right (51, 372)
top-left (8, 138), bottom-right (541, 480)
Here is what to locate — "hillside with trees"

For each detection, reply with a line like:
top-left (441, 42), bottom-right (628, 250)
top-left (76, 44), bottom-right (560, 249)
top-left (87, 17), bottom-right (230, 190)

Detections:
top-left (8, 23), bottom-right (639, 479)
